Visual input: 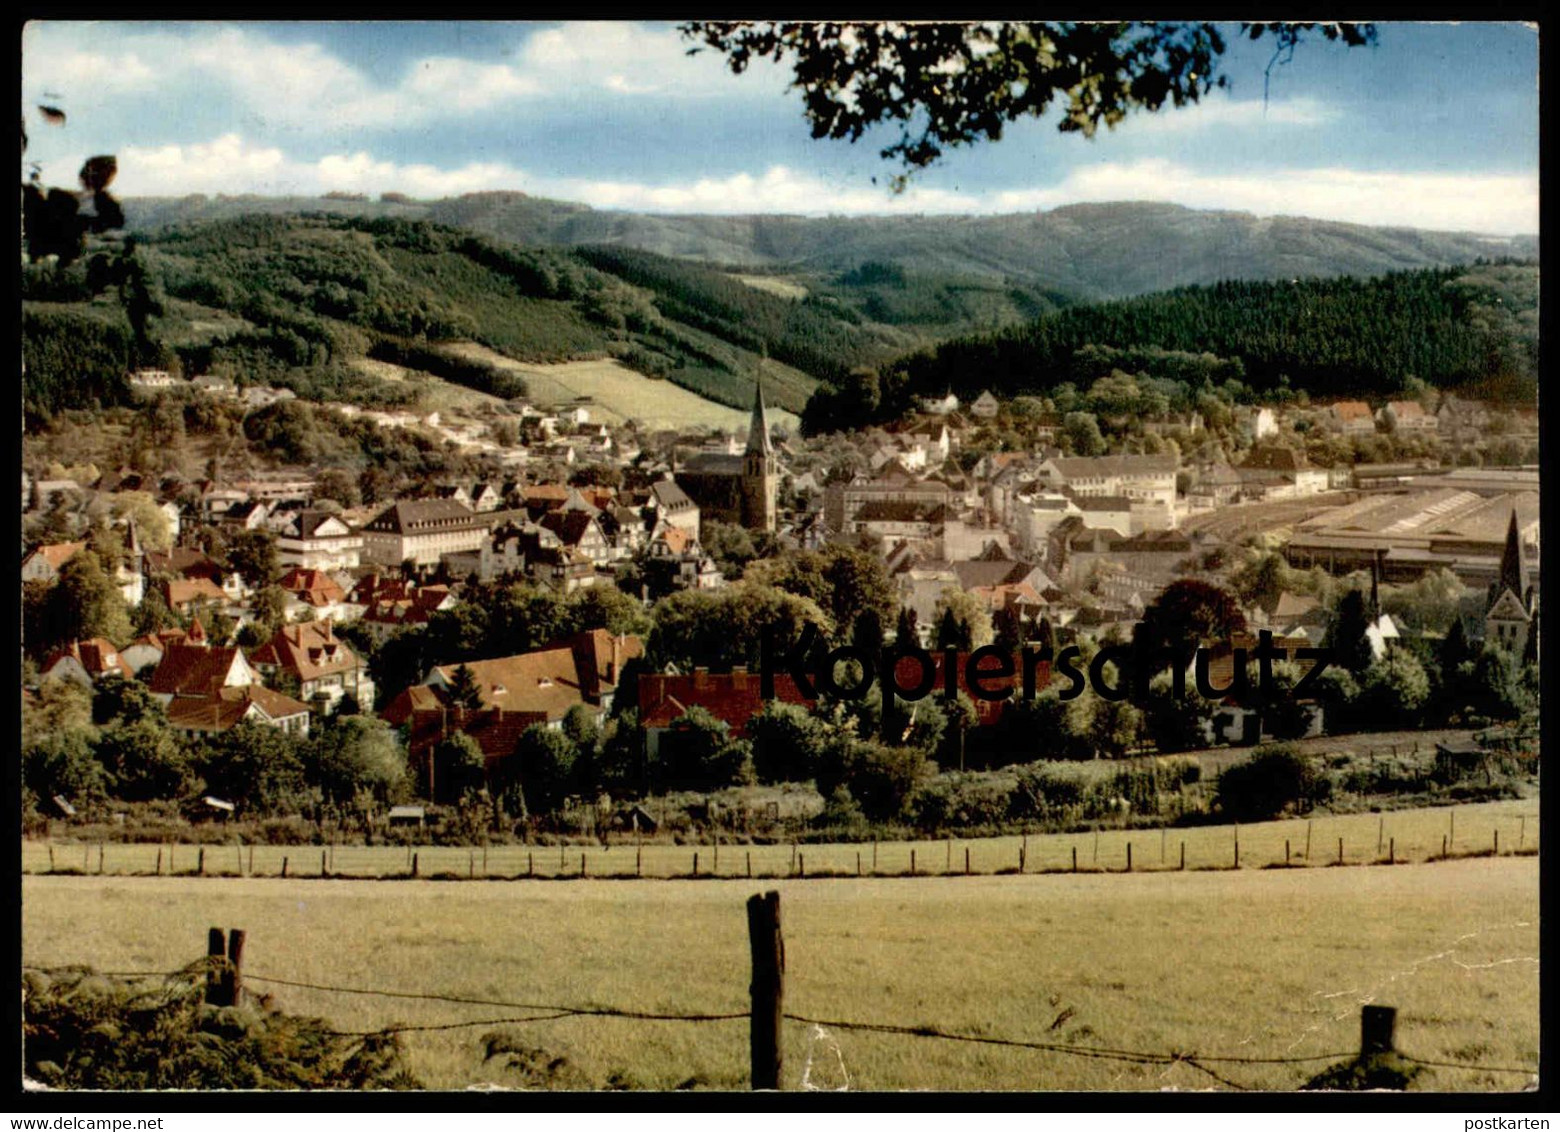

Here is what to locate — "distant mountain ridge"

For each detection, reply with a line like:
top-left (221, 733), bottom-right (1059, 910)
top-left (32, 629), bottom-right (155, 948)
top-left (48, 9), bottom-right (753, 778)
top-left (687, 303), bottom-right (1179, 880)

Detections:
top-left (123, 193), bottom-right (1538, 302)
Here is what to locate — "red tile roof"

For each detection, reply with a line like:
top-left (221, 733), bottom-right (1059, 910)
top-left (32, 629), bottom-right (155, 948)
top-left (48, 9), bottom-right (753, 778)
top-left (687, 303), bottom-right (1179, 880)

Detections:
top-left (163, 577), bottom-right (228, 610)
top-left (26, 542), bottom-right (85, 572)
top-left (148, 644), bottom-right (250, 698)
top-left (164, 685), bottom-right (312, 733)
top-left (43, 638), bottom-right (133, 680)
top-left (278, 567), bottom-right (347, 605)
top-left (250, 621), bottom-right (363, 681)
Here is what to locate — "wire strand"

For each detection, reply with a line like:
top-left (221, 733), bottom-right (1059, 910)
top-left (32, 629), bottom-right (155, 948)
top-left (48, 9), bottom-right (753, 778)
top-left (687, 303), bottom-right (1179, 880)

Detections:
top-left (244, 972), bottom-right (746, 1021)
top-left (24, 964), bottom-right (1539, 1081)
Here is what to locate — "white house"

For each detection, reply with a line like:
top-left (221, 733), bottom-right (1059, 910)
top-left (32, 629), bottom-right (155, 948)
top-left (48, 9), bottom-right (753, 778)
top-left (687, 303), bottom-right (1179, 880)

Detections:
top-left (276, 510), bottom-right (362, 572)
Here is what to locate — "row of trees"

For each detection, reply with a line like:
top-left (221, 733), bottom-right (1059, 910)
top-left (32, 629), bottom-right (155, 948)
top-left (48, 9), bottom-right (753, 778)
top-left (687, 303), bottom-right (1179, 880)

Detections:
top-left (21, 677), bottom-right (406, 820)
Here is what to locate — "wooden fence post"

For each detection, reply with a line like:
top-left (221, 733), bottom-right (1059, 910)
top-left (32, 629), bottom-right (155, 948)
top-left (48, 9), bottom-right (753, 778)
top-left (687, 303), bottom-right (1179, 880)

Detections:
top-left (1494, 830), bottom-right (1499, 856)
top-left (281, 856), bottom-right (288, 878)
top-left (1519, 815), bottom-right (1525, 850)
top-left (747, 891), bottom-right (784, 1091)
top-left (412, 852), bottom-right (419, 878)
top-left (1286, 840), bottom-right (1291, 865)
top-left (248, 845), bottom-right (254, 875)
top-left (1306, 819), bottom-right (1313, 861)
top-left (1338, 837), bottom-right (1344, 865)
top-left (237, 845), bottom-right (242, 875)
top-left (964, 847), bottom-right (971, 876)
top-left (205, 928), bottom-right (226, 1005)
top-left (98, 844), bottom-right (105, 874)
top-left (1377, 816), bottom-right (1384, 856)
top-left (910, 849), bottom-right (916, 876)
top-left (1161, 827), bottom-right (1166, 864)
top-left (1071, 846), bottom-right (1077, 873)
top-left (636, 845), bottom-right (642, 877)
top-left (1450, 810), bottom-right (1455, 848)
top-left (528, 852), bottom-right (534, 877)
top-left (1442, 834), bottom-right (1448, 859)
top-left (746, 851), bottom-right (752, 879)
top-left (581, 852), bottom-right (587, 877)
top-left (871, 840), bottom-right (877, 873)
top-left (1360, 1005), bottom-right (1395, 1058)
top-left (693, 852), bottom-right (699, 877)
top-left (1233, 837), bottom-right (1239, 869)
top-left (1179, 842), bottom-right (1185, 871)
top-left (321, 849), bottom-right (328, 877)
top-left (48, 845), bottom-right (55, 873)
top-left (857, 851), bottom-right (861, 877)
top-left (224, 929), bottom-right (246, 1006)
top-left (1389, 837), bottom-right (1394, 865)
top-left (198, 847), bottom-right (205, 876)
top-left (1126, 843), bottom-right (1132, 873)
top-left (799, 854), bottom-right (805, 878)
top-left (946, 837), bottom-right (952, 872)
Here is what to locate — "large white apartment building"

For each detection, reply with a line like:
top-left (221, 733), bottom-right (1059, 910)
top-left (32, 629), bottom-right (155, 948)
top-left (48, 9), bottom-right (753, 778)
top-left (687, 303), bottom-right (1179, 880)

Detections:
top-left (359, 499), bottom-right (489, 568)
top-left (1038, 454), bottom-right (1178, 531)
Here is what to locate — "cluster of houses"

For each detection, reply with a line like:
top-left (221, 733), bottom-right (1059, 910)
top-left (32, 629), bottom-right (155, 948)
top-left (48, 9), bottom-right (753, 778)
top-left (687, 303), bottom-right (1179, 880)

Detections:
top-left (22, 375), bottom-right (1539, 782)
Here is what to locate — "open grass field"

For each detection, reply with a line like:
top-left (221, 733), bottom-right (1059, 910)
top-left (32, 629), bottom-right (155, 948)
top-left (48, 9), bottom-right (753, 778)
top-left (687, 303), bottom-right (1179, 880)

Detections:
top-left (347, 356), bottom-right (513, 417)
top-left (22, 856), bottom-right (1538, 1091)
top-left (734, 274), bottom-right (810, 300)
top-left (21, 799), bottom-right (1537, 881)
top-left (444, 343), bottom-right (801, 434)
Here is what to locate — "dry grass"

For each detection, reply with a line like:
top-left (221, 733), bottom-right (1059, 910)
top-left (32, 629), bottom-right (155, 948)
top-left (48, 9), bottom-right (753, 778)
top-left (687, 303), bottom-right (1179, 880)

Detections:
top-left (22, 856), bottom-right (1538, 1092)
top-left (734, 275), bottom-right (809, 300)
top-left (346, 356), bottom-right (507, 415)
top-left (443, 344), bottom-right (801, 433)
top-left (22, 799), bottom-right (1537, 880)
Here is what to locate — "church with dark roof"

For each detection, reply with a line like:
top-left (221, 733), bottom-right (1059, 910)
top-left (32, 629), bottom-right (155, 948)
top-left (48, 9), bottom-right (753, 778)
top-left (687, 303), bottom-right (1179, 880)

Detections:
top-left (1484, 508), bottom-right (1537, 655)
top-left (672, 380), bottom-right (779, 532)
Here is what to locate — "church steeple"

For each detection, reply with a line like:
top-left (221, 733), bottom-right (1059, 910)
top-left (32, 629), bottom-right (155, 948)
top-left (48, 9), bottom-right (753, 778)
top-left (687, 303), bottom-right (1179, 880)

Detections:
top-left (1499, 508), bottom-right (1525, 599)
top-left (746, 376), bottom-right (773, 458)
top-left (740, 372), bottom-right (778, 533)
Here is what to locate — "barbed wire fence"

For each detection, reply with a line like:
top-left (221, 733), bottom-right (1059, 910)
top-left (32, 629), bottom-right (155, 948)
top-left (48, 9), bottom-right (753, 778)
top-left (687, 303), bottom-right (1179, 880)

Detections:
top-left (20, 895), bottom-right (1541, 1092)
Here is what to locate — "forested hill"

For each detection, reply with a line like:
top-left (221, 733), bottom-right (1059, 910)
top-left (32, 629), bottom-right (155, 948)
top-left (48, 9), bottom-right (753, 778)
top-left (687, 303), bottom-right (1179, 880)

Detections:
top-left (871, 261), bottom-right (1538, 413)
top-left (123, 194), bottom-right (1537, 303)
top-left (25, 213), bottom-right (925, 421)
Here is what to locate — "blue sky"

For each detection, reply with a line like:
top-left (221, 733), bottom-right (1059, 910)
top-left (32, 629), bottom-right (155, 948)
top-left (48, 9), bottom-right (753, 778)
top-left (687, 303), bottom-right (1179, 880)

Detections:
top-left (21, 21), bottom-right (1539, 234)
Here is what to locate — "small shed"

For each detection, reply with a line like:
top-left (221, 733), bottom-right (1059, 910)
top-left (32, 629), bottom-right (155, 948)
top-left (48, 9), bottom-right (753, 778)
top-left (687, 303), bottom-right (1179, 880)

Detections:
top-left (201, 796), bottom-right (235, 821)
top-left (388, 805), bottom-right (426, 829)
top-left (1434, 739), bottom-right (1494, 784)
top-left (50, 794), bottom-right (76, 818)
top-left (624, 804), bottom-right (658, 834)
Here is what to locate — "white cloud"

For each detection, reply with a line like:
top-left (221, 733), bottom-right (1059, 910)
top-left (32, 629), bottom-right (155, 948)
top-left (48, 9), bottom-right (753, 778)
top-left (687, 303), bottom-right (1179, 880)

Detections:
top-left (990, 159), bottom-right (1539, 235)
top-left (22, 21), bottom-right (775, 139)
top-left (1109, 95), bottom-right (1339, 135)
top-left (517, 21), bottom-right (775, 97)
top-left (93, 133), bottom-right (1538, 237)
top-left (109, 135), bottom-right (531, 197)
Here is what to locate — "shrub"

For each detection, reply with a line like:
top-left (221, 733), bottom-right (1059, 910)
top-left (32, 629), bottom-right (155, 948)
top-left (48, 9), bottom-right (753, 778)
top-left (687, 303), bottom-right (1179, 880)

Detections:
top-left (1215, 744), bottom-right (1326, 822)
top-left (24, 966), bottom-right (419, 1089)
top-left (1007, 763), bottom-right (1089, 824)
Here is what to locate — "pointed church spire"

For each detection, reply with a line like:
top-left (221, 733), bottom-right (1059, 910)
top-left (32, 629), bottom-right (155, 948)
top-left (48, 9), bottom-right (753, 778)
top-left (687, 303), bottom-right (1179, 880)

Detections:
top-left (1499, 508), bottom-right (1525, 599)
top-left (746, 375), bottom-right (773, 458)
